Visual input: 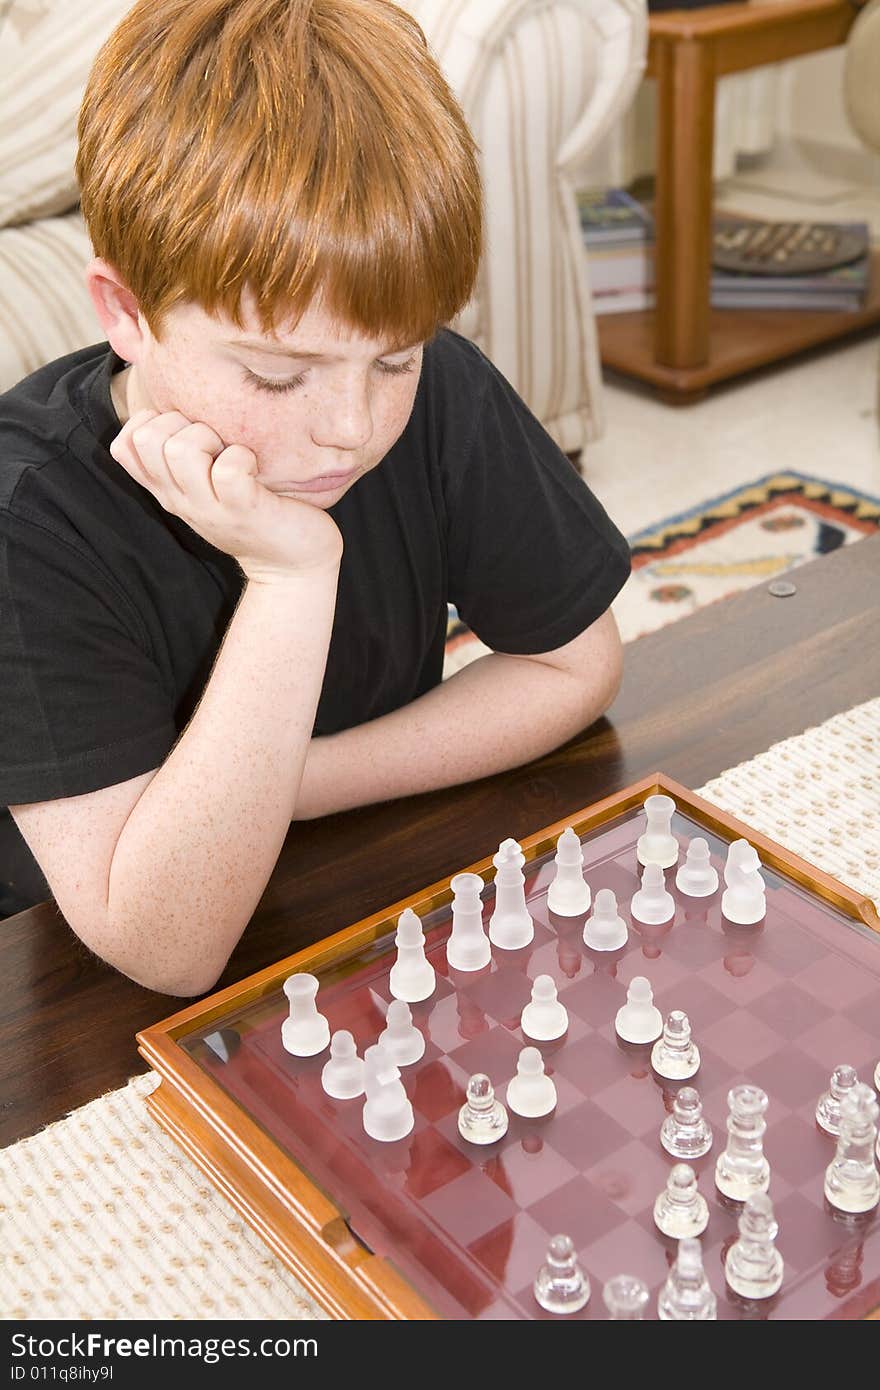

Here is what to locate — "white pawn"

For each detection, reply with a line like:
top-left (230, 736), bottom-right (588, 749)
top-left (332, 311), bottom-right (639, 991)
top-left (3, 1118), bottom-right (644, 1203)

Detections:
top-left (637, 793), bottom-right (678, 869)
top-left (389, 908), bottom-right (436, 1003)
top-left (657, 1238), bottom-right (716, 1320)
top-left (546, 827), bottom-right (591, 916)
top-left (583, 888), bottom-right (628, 950)
top-left (446, 872), bottom-right (491, 971)
top-left (321, 1030), bottom-right (365, 1099)
top-left (725, 1192), bottom-right (784, 1299)
top-left (721, 839), bottom-right (766, 925)
top-left (675, 837), bottom-right (719, 897)
top-left (651, 1010), bottom-right (700, 1080)
top-left (379, 998), bottom-right (426, 1066)
top-left (488, 838), bottom-right (535, 949)
top-left (281, 972), bottom-right (330, 1057)
top-left (630, 862), bottom-right (675, 925)
top-left (614, 975), bottom-right (662, 1044)
top-left (653, 1163), bottom-right (709, 1239)
top-left (816, 1064), bottom-right (859, 1136)
top-left (506, 1046), bottom-right (557, 1118)
top-left (521, 974), bottom-right (568, 1041)
top-left (362, 1044), bottom-right (414, 1142)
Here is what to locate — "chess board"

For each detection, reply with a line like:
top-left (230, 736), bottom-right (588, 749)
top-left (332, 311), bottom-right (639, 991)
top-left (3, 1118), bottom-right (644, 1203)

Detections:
top-left (137, 775), bottom-right (880, 1320)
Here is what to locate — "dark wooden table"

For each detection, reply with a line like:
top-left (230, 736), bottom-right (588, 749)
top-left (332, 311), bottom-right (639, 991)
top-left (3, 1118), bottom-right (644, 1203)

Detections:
top-left (2, 536), bottom-right (878, 1149)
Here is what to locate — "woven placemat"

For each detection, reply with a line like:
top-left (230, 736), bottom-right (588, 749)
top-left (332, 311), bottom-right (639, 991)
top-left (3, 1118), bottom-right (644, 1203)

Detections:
top-left (2, 697), bottom-right (878, 1321)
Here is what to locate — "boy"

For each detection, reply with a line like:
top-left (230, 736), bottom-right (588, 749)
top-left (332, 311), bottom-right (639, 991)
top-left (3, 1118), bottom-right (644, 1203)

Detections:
top-left (0, 0), bottom-right (630, 997)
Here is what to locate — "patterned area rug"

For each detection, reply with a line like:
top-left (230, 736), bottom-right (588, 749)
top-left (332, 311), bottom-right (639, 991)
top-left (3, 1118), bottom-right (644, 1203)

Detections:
top-left (443, 472), bottom-right (880, 675)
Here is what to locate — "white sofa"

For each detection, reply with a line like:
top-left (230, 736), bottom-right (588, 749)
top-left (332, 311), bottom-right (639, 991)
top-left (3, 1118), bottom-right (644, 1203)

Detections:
top-left (0, 0), bottom-right (647, 456)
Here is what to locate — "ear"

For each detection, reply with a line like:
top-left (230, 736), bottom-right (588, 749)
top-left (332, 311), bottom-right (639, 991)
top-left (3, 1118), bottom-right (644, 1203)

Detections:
top-left (85, 258), bottom-right (147, 363)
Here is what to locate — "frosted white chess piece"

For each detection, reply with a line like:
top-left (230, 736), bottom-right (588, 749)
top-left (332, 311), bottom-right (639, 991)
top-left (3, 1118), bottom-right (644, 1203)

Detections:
top-left (488, 838), bottom-right (535, 949)
top-left (636, 794), bottom-right (678, 869)
top-left (506, 1046), bottom-right (557, 1118)
top-left (446, 872), bottom-right (491, 971)
top-left (458, 1073), bottom-right (508, 1144)
top-left (362, 1044), bottom-right (414, 1142)
top-left (675, 837), bottom-right (719, 897)
top-left (546, 827), bottom-right (591, 916)
top-left (630, 862), bottom-right (675, 925)
top-left (389, 908), bottom-right (436, 1002)
top-left (281, 972), bottom-right (330, 1057)
top-left (714, 1084), bottom-right (771, 1200)
top-left (815, 1064), bottom-right (859, 1136)
top-left (724, 1192), bottom-right (784, 1299)
top-left (321, 1031), bottom-right (365, 1099)
top-left (521, 975), bottom-right (568, 1040)
top-left (614, 976), bottom-right (662, 1044)
top-left (583, 888), bottom-right (628, 950)
top-left (824, 1083), bottom-right (880, 1214)
top-left (657, 1238), bottom-right (716, 1320)
top-left (653, 1163), bottom-right (709, 1238)
top-left (651, 1010), bottom-right (700, 1080)
top-left (379, 999), bottom-right (426, 1066)
top-left (721, 839), bottom-right (766, 925)
top-left (533, 1235), bottom-right (590, 1314)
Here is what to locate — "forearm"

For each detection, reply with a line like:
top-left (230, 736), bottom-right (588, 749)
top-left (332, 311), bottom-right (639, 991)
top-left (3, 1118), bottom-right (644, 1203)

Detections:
top-left (296, 647), bottom-right (619, 820)
top-left (104, 569), bottom-right (339, 995)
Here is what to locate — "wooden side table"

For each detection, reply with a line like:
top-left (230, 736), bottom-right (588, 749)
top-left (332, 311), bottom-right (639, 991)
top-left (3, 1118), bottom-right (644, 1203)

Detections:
top-left (597, 0), bottom-right (880, 399)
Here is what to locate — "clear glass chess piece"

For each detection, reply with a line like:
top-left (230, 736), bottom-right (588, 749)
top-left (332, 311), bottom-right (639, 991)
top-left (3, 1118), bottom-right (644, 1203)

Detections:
top-left (657, 1237), bottom-right (717, 1319)
top-left (521, 974), bottom-right (568, 1040)
top-left (661, 1085), bottom-right (713, 1158)
top-left (815, 1064), bottom-right (859, 1136)
top-left (458, 1073), bottom-right (508, 1145)
top-left (675, 837), bottom-right (719, 897)
top-left (546, 827), bottom-right (591, 916)
top-left (637, 793), bottom-right (678, 868)
top-left (614, 975), bottom-right (662, 1043)
top-left (714, 1084), bottom-right (770, 1200)
top-left (651, 1010), bottom-right (700, 1080)
top-left (602, 1274), bottom-right (649, 1320)
top-left (724, 1192), bottom-right (784, 1299)
top-left (389, 908), bottom-right (436, 1002)
top-left (823, 1083), bottom-right (880, 1214)
top-left (653, 1163), bottom-right (709, 1238)
top-left (533, 1234), bottom-right (590, 1314)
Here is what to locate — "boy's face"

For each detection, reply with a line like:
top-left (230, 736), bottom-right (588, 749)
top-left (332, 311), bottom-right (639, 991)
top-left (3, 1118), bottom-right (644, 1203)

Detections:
top-left (124, 295), bottom-right (424, 506)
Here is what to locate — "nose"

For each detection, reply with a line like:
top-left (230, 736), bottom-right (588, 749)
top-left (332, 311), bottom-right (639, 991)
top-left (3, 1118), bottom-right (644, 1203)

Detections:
top-left (309, 373), bottom-right (374, 453)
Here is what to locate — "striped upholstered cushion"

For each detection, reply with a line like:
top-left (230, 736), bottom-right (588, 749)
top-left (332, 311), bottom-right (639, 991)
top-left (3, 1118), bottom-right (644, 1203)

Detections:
top-left (0, 0), bottom-right (131, 229)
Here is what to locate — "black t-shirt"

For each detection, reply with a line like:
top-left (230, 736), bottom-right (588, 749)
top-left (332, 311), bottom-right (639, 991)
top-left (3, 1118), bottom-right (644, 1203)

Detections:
top-left (0, 330), bottom-right (630, 806)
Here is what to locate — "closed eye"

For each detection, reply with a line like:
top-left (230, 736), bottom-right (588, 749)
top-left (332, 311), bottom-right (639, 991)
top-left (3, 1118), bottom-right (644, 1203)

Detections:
top-left (242, 353), bottom-right (419, 395)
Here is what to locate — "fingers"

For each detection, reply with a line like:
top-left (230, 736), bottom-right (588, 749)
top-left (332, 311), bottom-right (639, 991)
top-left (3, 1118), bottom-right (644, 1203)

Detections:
top-left (209, 443), bottom-right (261, 510)
top-left (109, 411), bottom-right (227, 510)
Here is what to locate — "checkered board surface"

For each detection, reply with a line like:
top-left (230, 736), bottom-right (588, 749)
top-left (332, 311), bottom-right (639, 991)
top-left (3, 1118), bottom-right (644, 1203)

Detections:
top-left (185, 805), bottom-right (880, 1319)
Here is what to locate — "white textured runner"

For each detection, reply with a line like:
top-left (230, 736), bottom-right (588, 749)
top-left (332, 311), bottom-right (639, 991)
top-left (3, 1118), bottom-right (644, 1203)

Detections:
top-left (2, 697), bottom-right (878, 1320)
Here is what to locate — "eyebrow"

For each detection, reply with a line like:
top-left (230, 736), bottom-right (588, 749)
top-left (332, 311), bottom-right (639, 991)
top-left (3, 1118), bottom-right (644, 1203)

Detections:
top-left (225, 337), bottom-right (415, 359)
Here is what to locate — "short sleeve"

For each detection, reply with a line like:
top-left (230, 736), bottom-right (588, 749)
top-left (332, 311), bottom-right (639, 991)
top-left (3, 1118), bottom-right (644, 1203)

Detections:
top-left (0, 512), bottom-right (177, 803)
top-left (443, 348), bottom-right (631, 654)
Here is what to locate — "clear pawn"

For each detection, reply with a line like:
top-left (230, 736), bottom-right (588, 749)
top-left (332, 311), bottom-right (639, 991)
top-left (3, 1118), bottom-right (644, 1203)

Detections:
top-left (602, 1274), bottom-right (649, 1320)
top-left (724, 1192), bottom-right (784, 1298)
top-left (533, 1234), bottom-right (590, 1314)
top-left (458, 1073), bottom-right (508, 1145)
top-left (824, 1082), bottom-right (880, 1214)
top-left (488, 838), bottom-right (535, 949)
top-left (636, 793), bottom-right (678, 869)
top-left (651, 1009), bottom-right (700, 1080)
top-left (321, 1030), bottom-right (365, 1099)
top-left (815, 1063), bottom-right (859, 1136)
top-left (714, 1084), bottom-right (770, 1201)
top-left (389, 908), bottom-right (436, 1003)
top-left (654, 1162), bottom-right (709, 1238)
top-left (657, 1237), bottom-right (717, 1320)
top-left (446, 872), bottom-right (491, 971)
top-left (675, 837), bottom-right (719, 897)
top-left (583, 887), bottom-right (628, 950)
top-left (660, 1084), bottom-right (713, 1158)
top-left (630, 863), bottom-right (675, 925)
top-left (614, 975), bottom-right (663, 1044)
top-left (521, 974), bottom-right (568, 1041)
top-left (379, 998), bottom-right (425, 1066)
top-left (546, 827), bottom-right (591, 916)
top-left (506, 1046), bottom-right (557, 1118)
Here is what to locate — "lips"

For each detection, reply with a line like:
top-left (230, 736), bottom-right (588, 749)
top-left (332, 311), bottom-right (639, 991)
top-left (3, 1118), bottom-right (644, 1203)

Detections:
top-left (267, 472), bottom-right (356, 493)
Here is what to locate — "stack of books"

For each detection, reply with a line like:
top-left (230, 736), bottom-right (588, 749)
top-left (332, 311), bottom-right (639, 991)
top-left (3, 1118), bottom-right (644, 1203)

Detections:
top-left (710, 217), bottom-right (872, 312)
top-left (577, 187), bottom-right (654, 315)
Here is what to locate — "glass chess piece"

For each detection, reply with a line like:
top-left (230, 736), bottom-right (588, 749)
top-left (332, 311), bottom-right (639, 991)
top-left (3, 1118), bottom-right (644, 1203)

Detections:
top-left (533, 1234), bottom-right (590, 1314)
top-left (389, 908), bottom-right (436, 1002)
top-left (630, 863), bottom-right (675, 926)
top-left (488, 838), bottom-right (535, 949)
top-left (714, 1084), bottom-right (771, 1201)
top-left (446, 872), bottom-right (491, 971)
top-left (362, 1044), bottom-right (414, 1142)
top-left (724, 1192), bottom-right (784, 1299)
top-left (506, 1046), bottom-right (557, 1118)
top-left (636, 793), bottom-right (678, 869)
top-left (614, 975), bottom-right (662, 1044)
top-left (721, 839), bottom-right (765, 925)
top-left (660, 1085), bottom-right (713, 1158)
top-left (583, 887), bottom-right (628, 950)
top-left (521, 974), bottom-right (568, 1041)
top-left (602, 1274), bottom-right (649, 1320)
top-left (379, 998), bottom-right (426, 1066)
top-left (281, 972), bottom-right (331, 1057)
top-left (653, 1162), bottom-right (709, 1238)
top-left (321, 1030), bottom-right (365, 1099)
top-left (815, 1064), bottom-right (859, 1136)
top-left (651, 1010), bottom-right (700, 1080)
top-left (875, 1058), bottom-right (880, 1092)
top-left (546, 827), bottom-right (591, 916)
top-left (675, 837), bottom-right (719, 897)
top-left (824, 1082), bottom-right (880, 1214)
top-left (657, 1237), bottom-right (717, 1320)
top-left (458, 1073), bottom-right (508, 1145)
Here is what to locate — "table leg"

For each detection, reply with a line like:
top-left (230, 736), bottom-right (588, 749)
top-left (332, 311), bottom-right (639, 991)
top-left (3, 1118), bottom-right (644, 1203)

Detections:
top-left (654, 36), bottom-right (716, 370)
